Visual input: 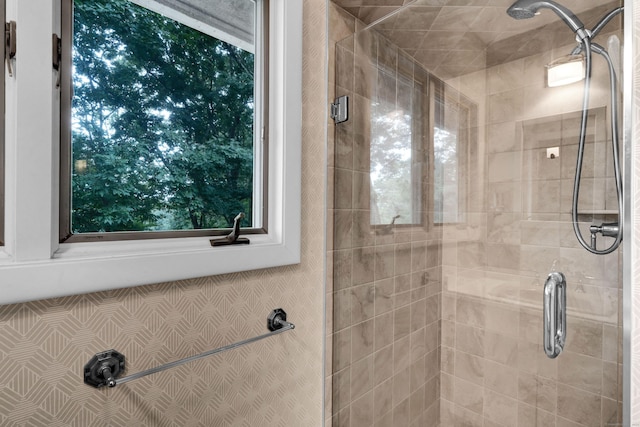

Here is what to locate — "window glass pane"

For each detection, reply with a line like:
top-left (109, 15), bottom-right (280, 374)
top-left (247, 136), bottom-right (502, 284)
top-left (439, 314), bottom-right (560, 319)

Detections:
top-left (370, 69), bottom-right (420, 226)
top-left (70, 0), bottom-right (258, 234)
top-left (433, 84), bottom-right (474, 225)
top-left (434, 95), bottom-right (460, 224)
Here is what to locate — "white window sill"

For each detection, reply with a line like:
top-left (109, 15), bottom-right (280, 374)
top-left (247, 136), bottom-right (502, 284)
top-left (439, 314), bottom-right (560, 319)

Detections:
top-left (0, 232), bottom-right (299, 305)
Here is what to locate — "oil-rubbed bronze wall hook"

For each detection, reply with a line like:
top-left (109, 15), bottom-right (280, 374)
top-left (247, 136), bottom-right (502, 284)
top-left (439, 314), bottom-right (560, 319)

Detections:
top-left (376, 214), bottom-right (401, 236)
top-left (210, 212), bottom-right (250, 246)
top-left (5, 21), bottom-right (16, 77)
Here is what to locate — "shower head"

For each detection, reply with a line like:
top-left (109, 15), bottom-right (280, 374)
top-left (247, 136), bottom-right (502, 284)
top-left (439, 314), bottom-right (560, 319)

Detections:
top-left (507, 0), bottom-right (588, 39)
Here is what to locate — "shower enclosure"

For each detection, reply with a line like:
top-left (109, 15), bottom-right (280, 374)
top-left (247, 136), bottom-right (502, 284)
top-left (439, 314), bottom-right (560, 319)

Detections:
top-left (327, 1), bottom-right (625, 425)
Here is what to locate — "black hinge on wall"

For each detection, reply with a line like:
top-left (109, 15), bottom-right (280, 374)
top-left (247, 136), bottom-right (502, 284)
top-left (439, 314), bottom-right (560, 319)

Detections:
top-left (53, 34), bottom-right (62, 88)
top-left (330, 95), bottom-right (348, 124)
top-left (4, 21), bottom-right (16, 77)
top-left (52, 34), bottom-right (61, 71)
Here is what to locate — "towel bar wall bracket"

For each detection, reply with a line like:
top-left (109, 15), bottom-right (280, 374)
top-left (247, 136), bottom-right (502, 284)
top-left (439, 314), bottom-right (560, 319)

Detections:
top-left (84, 349), bottom-right (125, 388)
top-left (83, 308), bottom-right (294, 389)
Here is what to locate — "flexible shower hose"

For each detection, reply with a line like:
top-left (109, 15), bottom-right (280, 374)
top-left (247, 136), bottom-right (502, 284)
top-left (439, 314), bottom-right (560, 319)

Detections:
top-left (571, 37), bottom-right (623, 255)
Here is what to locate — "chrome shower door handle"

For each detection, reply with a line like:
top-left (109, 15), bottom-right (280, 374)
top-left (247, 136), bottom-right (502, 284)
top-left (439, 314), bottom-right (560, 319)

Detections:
top-left (543, 272), bottom-right (567, 358)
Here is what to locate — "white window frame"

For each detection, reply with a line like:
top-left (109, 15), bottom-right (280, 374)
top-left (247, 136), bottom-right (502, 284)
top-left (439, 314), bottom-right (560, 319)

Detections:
top-left (0, 0), bottom-right (302, 305)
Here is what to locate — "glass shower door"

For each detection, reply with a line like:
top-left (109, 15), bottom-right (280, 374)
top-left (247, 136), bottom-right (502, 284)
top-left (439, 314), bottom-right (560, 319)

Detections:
top-left (329, 1), bottom-right (624, 425)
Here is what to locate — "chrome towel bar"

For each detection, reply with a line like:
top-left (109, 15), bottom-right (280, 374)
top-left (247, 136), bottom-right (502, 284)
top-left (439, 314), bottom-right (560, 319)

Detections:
top-left (84, 308), bottom-right (295, 388)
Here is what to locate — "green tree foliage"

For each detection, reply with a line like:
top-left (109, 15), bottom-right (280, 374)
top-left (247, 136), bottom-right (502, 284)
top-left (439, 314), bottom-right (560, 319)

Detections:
top-left (370, 73), bottom-right (417, 225)
top-left (71, 0), bottom-right (255, 233)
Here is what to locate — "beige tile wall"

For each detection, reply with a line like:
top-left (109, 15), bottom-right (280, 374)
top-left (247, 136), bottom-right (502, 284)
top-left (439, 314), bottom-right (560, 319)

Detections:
top-left (440, 34), bottom-right (624, 427)
top-left (0, 0), bottom-right (327, 425)
top-left (327, 3), bottom-right (626, 426)
top-left (327, 10), bottom-right (443, 426)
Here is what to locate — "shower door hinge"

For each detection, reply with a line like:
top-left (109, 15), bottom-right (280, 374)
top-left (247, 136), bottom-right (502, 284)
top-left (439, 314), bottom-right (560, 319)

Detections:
top-left (331, 95), bottom-right (348, 124)
top-left (5, 21), bottom-right (16, 77)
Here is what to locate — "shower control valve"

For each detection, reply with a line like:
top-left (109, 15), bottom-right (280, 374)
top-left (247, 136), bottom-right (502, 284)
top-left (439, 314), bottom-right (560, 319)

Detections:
top-left (590, 222), bottom-right (619, 238)
top-left (589, 222), bottom-right (619, 250)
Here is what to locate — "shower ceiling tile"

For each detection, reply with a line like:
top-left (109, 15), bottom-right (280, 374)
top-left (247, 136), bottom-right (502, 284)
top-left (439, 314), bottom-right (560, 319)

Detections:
top-left (466, 6), bottom-right (514, 32)
top-left (348, 6), bottom-right (403, 24)
top-left (485, 0), bottom-right (516, 6)
top-left (440, 50), bottom-right (485, 67)
top-left (446, 0), bottom-right (490, 5)
top-left (486, 46), bottom-right (519, 68)
top-left (332, 0), bottom-right (620, 79)
top-left (429, 6), bottom-right (486, 32)
top-left (453, 32), bottom-right (499, 50)
top-left (402, 48), bottom-right (417, 57)
top-left (339, 0), bottom-right (403, 8)
top-left (374, 12), bottom-right (398, 30)
top-left (383, 30), bottom-right (429, 50)
top-left (412, 0), bottom-right (449, 6)
top-left (417, 31), bottom-right (465, 50)
top-left (412, 49), bottom-right (450, 69)
top-left (384, 6), bottom-right (441, 31)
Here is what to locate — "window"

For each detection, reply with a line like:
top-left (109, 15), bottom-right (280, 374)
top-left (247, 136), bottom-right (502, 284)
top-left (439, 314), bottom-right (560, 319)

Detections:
top-left (61, 0), bottom-right (267, 242)
top-left (0, 0), bottom-right (301, 304)
top-left (370, 65), bottom-right (428, 227)
top-left (366, 57), bottom-right (475, 229)
top-left (371, 70), bottom-right (418, 226)
top-left (433, 80), bottom-right (475, 224)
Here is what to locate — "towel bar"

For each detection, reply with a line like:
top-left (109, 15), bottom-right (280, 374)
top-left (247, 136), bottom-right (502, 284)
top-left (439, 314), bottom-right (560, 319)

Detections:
top-left (84, 308), bottom-right (294, 388)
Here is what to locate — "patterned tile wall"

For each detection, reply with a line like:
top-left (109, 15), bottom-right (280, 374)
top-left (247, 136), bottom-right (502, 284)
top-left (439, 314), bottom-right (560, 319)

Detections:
top-left (0, 0), bottom-right (327, 425)
top-left (328, 13), bottom-right (443, 426)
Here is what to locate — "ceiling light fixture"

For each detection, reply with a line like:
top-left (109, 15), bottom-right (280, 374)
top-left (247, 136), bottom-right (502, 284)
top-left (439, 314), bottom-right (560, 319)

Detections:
top-left (546, 54), bottom-right (585, 87)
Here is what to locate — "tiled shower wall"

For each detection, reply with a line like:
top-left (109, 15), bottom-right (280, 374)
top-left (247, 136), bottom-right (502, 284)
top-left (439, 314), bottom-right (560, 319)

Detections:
top-left (328, 3), bottom-right (626, 427)
top-left (327, 8), bottom-right (443, 426)
top-left (439, 34), bottom-right (624, 426)
top-left (0, 0), bottom-right (326, 425)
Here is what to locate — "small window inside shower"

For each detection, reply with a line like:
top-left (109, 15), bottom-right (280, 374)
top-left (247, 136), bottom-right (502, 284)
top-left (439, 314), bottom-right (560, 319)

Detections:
top-left (370, 66), bottom-right (426, 226)
top-left (368, 61), bottom-right (476, 228)
top-left (433, 82), bottom-right (475, 225)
